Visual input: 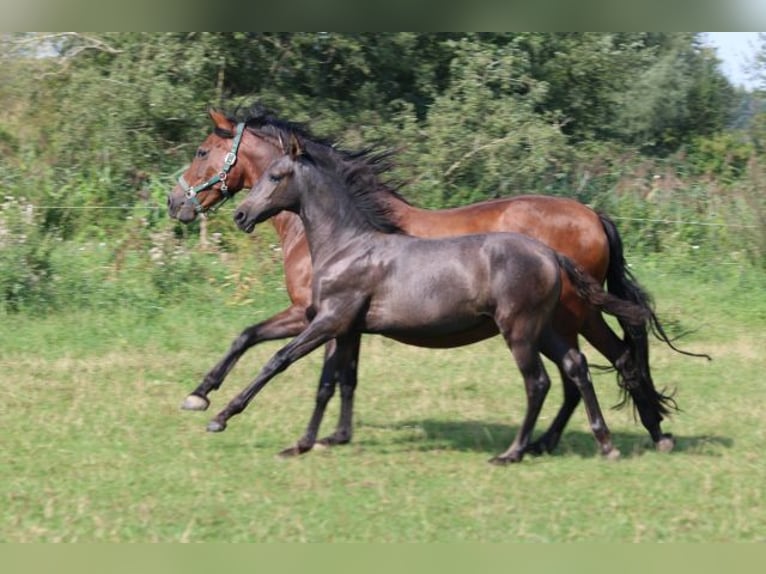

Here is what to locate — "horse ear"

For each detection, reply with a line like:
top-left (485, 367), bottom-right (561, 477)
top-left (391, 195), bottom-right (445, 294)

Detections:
top-left (208, 108), bottom-right (235, 132)
top-left (288, 134), bottom-right (304, 159)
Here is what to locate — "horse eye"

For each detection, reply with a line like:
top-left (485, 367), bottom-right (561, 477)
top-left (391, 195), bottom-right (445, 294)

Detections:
top-left (196, 149), bottom-right (208, 159)
top-left (269, 174), bottom-right (282, 184)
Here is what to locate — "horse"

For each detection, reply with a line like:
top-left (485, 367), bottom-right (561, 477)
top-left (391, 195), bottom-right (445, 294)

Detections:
top-left (167, 105), bottom-right (704, 454)
top-left (219, 134), bottom-right (652, 463)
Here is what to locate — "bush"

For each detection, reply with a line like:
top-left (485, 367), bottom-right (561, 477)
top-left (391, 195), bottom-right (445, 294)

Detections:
top-left (0, 196), bottom-right (56, 313)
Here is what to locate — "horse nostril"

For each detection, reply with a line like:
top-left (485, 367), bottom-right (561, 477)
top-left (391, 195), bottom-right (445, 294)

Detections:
top-left (233, 209), bottom-right (245, 224)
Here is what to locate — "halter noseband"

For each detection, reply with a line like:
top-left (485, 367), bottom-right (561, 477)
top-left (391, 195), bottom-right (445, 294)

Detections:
top-left (178, 122), bottom-right (246, 214)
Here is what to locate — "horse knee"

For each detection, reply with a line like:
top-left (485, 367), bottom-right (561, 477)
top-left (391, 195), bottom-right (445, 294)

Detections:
top-left (316, 381), bottom-right (335, 404)
top-left (232, 330), bottom-right (254, 352)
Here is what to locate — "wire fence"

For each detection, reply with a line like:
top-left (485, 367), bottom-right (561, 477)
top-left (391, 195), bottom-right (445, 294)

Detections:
top-left (15, 204), bottom-right (762, 229)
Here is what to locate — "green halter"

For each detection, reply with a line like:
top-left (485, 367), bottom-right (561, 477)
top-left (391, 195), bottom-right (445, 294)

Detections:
top-left (178, 122), bottom-right (246, 214)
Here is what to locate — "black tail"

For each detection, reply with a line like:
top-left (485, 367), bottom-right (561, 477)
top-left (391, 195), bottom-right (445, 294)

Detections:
top-left (555, 253), bottom-right (650, 328)
top-left (598, 213), bottom-right (711, 418)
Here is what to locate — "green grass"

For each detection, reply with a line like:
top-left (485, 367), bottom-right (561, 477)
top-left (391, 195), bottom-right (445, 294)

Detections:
top-left (1, 259), bottom-right (764, 542)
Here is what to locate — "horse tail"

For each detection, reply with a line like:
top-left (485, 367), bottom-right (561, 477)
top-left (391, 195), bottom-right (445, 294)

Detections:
top-left (597, 213), bottom-right (711, 419)
top-left (555, 252), bottom-right (649, 328)
top-left (599, 213), bottom-right (711, 359)
top-left (555, 249), bottom-right (678, 424)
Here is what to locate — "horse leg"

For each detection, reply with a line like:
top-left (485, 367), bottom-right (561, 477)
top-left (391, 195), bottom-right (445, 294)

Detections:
top-left (525, 319), bottom-right (582, 455)
top-left (278, 338), bottom-right (339, 456)
top-left (581, 311), bottom-right (675, 452)
top-left (279, 332), bottom-right (363, 456)
top-left (317, 332), bottom-right (362, 447)
top-left (489, 327), bottom-right (551, 464)
top-left (205, 314), bottom-right (341, 433)
top-left (541, 327), bottom-right (620, 460)
top-left (181, 305), bottom-right (309, 411)
top-left (526, 361), bottom-right (581, 456)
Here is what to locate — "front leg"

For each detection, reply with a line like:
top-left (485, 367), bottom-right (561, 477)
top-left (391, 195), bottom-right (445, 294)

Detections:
top-left (278, 339), bottom-right (340, 456)
top-left (205, 288), bottom-right (368, 433)
top-left (317, 332), bottom-right (362, 447)
top-left (181, 305), bottom-right (309, 411)
top-left (280, 332), bottom-right (363, 456)
top-left (206, 314), bottom-right (339, 433)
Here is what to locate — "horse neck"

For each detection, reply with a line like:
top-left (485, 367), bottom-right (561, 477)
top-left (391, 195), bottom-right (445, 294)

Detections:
top-left (270, 211), bottom-right (305, 254)
top-left (296, 174), bottom-right (377, 266)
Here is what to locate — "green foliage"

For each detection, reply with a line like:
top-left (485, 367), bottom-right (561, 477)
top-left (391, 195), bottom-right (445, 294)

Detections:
top-left (0, 197), bottom-right (55, 313)
top-left (685, 131), bottom-right (756, 180)
top-left (414, 37), bottom-right (570, 207)
top-left (610, 35), bottom-right (737, 153)
top-left (0, 32), bottom-right (763, 316)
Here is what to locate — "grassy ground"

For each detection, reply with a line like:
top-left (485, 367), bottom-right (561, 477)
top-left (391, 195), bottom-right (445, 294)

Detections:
top-left (1, 258), bottom-right (764, 542)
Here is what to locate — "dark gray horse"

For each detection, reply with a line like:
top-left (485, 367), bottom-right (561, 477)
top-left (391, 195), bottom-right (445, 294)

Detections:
top-left (219, 135), bottom-right (649, 463)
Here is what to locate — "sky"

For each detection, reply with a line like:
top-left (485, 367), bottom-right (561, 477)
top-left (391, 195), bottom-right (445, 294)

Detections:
top-left (704, 32), bottom-right (762, 89)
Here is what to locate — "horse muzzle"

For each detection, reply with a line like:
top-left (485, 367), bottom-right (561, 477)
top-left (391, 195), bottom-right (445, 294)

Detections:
top-left (167, 189), bottom-right (198, 223)
top-left (233, 206), bottom-right (257, 233)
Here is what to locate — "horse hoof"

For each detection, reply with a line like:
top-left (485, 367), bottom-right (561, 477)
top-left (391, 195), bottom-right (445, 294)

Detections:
top-left (206, 420), bottom-right (226, 433)
top-left (488, 453), bottom-right (522, 465)
top-left (656, 434), bottom-right (675, 453)
top-left (278, 444), bottom-right (312, 458)
top-left (181, 394), bottom-right (210, 411)
top-left (316, 433), bottom-right (350, 447)
top-left (604, 447), bottom-right (621, 461)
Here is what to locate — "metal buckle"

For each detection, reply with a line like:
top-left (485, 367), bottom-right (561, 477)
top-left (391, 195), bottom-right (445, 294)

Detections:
top-left (223, 152), bottom-right (237, 166)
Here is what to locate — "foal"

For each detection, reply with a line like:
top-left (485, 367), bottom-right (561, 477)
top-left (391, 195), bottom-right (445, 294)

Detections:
top-left (216, 136), bottom-right (648, 463)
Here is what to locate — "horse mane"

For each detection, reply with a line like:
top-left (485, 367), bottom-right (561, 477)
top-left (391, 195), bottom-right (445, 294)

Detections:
top-left (215, 102), bottom-right (334, 153)
top-left (215, 103), bottom-right (413, 227)
top-left (307, 146), bottom-right (404, 235)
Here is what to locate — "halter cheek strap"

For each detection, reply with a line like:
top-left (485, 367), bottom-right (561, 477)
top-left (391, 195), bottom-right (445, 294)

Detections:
top-left (177, 122), bottom-right (246, 214)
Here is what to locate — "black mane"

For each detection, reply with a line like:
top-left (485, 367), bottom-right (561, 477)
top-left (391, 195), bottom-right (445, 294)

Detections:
top-left (306, 146), bottom-right (404, 235)
top-left (216, 103), bottom-right (411, 233)
top-left (217, 103), bottom-right (334, 149)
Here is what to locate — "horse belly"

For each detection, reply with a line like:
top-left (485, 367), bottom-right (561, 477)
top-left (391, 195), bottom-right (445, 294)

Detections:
top-left (382, 320), bottom-right (500, 348)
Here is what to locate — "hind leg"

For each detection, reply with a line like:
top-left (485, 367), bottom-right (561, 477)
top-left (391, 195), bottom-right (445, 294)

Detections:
top-left (490, 336), bottom-right (551, 465)
top-left (541, 327), bottom-right (620, 460)
top-left (526, 362), bottom-right (581, 456)
top-left (526, 325), bottom-right (582, 456)
top-left (581, 311), bottom-right (675, 452)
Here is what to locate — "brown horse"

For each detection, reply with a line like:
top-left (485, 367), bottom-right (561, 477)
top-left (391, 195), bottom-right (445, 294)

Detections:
top-left (223, 135), bottom-right (653, 462)
top-left (167, 106), bottom-right (699, 454)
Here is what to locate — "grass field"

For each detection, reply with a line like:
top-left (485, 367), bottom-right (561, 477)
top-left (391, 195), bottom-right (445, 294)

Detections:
top-left (1, 257), bottom-right (764, 542)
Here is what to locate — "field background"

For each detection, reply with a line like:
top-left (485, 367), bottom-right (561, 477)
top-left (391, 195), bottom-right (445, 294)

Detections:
top-left (2, 255), bottom-right (763, 542)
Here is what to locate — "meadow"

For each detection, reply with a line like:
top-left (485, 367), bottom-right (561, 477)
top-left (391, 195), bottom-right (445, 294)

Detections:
top-left (1, 255), bottom-right (764, 542)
